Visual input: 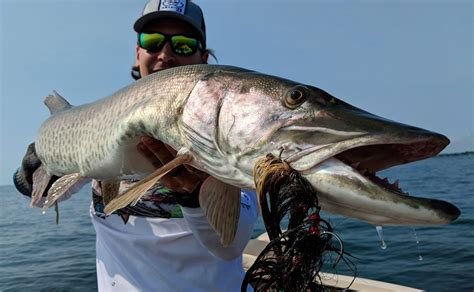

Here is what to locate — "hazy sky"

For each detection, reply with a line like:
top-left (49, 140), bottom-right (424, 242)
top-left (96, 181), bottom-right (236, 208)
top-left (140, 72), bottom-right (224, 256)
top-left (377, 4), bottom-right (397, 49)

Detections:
top-left (0, 0), bottom-right (472, 186)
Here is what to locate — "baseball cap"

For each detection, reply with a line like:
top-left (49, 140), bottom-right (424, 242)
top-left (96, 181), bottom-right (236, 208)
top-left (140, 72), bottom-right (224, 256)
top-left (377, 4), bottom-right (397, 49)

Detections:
top-left (134, 0), bottom-right (206, 48)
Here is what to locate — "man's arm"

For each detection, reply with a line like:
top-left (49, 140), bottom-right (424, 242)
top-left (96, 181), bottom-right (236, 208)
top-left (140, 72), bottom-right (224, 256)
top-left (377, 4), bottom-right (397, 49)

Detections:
top-left (137, 137), bottom-right (258, 260)
top-left (137, 136), bottom-right (207, 197)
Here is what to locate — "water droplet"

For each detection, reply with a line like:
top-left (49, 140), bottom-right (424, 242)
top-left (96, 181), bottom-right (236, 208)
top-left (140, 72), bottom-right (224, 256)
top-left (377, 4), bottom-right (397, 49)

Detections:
top-left (42, 211), bottom-right (46, 214)
top-left (412, 228), bottom-right (423, 261)
top-left (376, 226), bottom-right (387, 249)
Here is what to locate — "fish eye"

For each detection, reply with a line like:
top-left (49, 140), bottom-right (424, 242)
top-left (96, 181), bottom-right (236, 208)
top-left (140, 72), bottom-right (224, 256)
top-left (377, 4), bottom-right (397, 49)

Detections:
top-left (283, 85), bottom-right (307, 109)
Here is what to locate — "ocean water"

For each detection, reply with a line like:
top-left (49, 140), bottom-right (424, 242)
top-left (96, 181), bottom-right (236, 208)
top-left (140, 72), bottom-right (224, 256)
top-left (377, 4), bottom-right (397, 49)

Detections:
top-left (0, 153), bottom-right (472, 291)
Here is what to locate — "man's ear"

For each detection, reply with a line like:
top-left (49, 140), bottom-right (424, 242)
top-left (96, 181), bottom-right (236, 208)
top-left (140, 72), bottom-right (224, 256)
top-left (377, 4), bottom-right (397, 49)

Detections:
top-left (131, 45), bottom-right (141, 80)
top-left (135, 45), bottom-right (141, 64)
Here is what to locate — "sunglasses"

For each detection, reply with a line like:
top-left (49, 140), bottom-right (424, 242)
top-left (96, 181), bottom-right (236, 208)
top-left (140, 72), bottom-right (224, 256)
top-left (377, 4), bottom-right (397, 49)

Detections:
top-left (138, 32), bottom-right (201, 56)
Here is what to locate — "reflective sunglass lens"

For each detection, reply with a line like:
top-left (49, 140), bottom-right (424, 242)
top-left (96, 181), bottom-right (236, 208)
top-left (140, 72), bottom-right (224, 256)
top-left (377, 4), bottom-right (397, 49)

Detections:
top-left (139, 33), bottom-right (165, 51)
top-left (139, 33), bottom-right (199, 56)
top-left (171, 36), bottom-right (198, 55)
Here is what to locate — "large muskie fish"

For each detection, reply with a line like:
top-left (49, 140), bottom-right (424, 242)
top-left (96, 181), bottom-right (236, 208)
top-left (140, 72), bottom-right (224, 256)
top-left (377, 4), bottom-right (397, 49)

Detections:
top-left (33, 64), bottom-right (460, 245)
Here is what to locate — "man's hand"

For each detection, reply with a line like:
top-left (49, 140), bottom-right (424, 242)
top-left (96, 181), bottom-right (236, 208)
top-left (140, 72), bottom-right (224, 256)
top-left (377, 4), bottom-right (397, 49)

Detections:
top-left (137, 137), bottom-right (208, 194)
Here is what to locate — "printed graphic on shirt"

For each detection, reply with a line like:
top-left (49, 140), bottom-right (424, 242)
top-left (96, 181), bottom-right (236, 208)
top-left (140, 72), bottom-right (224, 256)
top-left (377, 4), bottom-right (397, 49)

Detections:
top-left (241, 192), bottom-right (252, 211)
top-left (92, 180), bottom-right (184, 223)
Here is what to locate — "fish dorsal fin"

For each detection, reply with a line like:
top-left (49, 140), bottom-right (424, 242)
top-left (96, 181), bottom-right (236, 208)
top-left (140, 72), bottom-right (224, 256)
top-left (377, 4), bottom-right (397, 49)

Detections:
top-left (31, 165), bottom-right (53, 207)
top-left (41, 173), bottom-right (83, 212)
top-left (44, 90), bottom-right (72, 114)
top-left (199, 176), bottom-right (241, 247)
top-left (104, 153), bottom-right (193, 215)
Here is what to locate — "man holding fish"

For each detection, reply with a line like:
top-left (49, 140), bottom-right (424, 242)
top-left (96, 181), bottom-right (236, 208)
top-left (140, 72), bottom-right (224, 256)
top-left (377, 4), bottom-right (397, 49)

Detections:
top-left (13, 0), bottom-right (462, 290)
top-left (13, 0), bottom-right (258, 291)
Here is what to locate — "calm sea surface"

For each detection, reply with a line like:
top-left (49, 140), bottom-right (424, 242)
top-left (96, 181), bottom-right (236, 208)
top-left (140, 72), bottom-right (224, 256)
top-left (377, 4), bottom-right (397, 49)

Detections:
top-left (1, 153), bottom-right (472, 291)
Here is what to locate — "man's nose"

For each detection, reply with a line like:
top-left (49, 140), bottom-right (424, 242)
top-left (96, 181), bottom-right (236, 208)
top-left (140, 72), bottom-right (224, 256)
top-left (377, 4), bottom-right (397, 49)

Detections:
top-left (156, 42), bottom-right (175, 63)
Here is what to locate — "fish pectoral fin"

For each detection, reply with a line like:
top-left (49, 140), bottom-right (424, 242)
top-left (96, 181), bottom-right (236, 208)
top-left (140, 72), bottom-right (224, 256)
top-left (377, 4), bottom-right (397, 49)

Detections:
top-left (41, 173), bottom-right (82, 212)
top-left (199, 176), bottom-right (241, 247)
top-left (31, 165), bottom-right (53, 207)
top-left (104, 153), bottom-right (193, 215)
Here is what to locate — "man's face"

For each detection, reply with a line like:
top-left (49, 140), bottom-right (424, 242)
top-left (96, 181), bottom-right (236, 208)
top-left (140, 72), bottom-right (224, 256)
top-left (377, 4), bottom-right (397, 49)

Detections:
top-left (136, 18), bottom-right (208, 77)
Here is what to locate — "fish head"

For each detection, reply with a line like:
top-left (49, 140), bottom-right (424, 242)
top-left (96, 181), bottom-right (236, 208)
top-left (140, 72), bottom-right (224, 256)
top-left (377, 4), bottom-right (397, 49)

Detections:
top-left (183, 68), bottom-right (459, 226)
top-left (211, 71), bottom-right (447, 174)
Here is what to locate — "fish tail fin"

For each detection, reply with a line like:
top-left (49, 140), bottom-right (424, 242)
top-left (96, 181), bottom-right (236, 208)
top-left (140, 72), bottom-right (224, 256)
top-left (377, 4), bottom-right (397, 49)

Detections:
top-left (31, 165), bottom-right (53, 207)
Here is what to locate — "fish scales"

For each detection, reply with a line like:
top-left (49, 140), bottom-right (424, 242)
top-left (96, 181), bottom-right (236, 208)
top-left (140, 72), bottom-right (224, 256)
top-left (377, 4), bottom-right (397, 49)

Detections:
top-left (36, 65), bottom-right (236, 179)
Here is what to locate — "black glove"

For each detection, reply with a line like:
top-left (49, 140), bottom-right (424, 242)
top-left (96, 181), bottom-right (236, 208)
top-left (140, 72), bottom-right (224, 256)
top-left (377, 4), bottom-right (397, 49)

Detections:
top-left (13, 143), bottom-right (41, 197)
top-left (13, 143), bottom-right (59, 199)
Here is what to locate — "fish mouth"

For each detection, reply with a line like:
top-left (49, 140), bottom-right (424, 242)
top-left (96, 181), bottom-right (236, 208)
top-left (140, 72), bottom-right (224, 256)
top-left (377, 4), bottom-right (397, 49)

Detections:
top-left (280, 112), bottom-right (450, 174)
top-left (284, 134), bottom-right (460, 225)
top-left (334, 139), bottom-right (448, 172)
top-left (288, 136), bottom-right (448, 195)
top-left (287, 129), bottom-right (449, 171)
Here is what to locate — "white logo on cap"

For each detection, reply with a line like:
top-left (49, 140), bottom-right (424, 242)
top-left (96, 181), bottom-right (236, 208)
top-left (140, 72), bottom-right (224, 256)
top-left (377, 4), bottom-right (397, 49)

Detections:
top-left (159, 0), bottom-right (187, 14)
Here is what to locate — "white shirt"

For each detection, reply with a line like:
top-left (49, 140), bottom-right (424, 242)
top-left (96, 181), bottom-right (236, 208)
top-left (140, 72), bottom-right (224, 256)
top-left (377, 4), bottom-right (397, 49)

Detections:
top-left (91, 189), bottom-right (258, 292)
